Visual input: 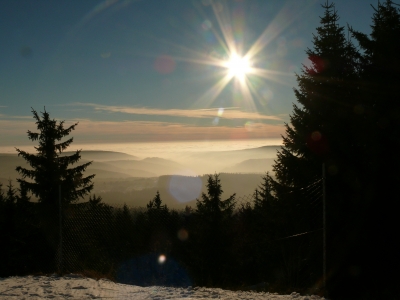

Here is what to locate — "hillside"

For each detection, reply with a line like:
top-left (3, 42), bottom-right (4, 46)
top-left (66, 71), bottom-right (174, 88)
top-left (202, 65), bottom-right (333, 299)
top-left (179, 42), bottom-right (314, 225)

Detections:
top-left (0, 146), bottom-right (277, 208)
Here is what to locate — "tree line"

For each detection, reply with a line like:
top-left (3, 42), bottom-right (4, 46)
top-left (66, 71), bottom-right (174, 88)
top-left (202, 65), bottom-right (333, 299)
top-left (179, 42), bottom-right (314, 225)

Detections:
top-left (1, 1), bottom-right (399, 298)
top-left (0, 170), bottom-right (320, 293)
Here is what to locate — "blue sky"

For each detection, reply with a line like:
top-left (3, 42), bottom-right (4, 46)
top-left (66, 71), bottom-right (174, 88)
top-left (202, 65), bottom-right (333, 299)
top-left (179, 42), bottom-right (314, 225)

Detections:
top-left (0, 0), bottom-right (374, 147)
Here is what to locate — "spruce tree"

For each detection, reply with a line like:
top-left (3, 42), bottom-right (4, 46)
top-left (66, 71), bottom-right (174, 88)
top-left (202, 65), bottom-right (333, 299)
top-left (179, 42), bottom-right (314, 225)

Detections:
top-left (271, 1), bottom-right (360, 231)
top-left (273, 1), bottom-right (359, 191)
top-left (5, 180), bottom-right (17, 204)
top-left (16, 182), bottom-right (31, 205)
top-left (15, 108), bottom-right (95, 272)
top-left (350, 0), bottom-right (400, 184)
top-left (253, 173), bottom-right (276, 209)
top-left (0, 183), bottom-right (4, 202)
top-left (194, 173), bottom-right (235, 285)
top-left (269, 1), bottom-right (361, 293)
top-left (147, 190), bottom-right (166, 210)
top-left (253, 174), bottom-right (278, 239)
top-left (196, 173), bottom-right (235, 220)
top-left (349, 1), bottom-right (400, 297)
top-left (15, 108), bottom-right (95, 207)
top-left (350, 0), bottom-right (400, 192)
top-left (0, 181), bottom-right (17, 275)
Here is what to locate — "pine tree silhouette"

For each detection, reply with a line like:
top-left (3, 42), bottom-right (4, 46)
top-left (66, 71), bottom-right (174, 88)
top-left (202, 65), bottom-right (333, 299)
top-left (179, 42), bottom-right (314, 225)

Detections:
top-left (348, 1), bottom-right (400, 297)
top-left (147, 190), bottom-right (165, 210)
top-left (0, 183), bottom-right (4, 203)
top-left (268, 2), bottom-right (361, 293)
top-left (253, 173), bottom-right (276, 209)
top-left (5, 180), bottom-right (17, 204)
top-left (0, 181), bottom-right (18, 275)
top-left (15, 108), bottom-right (95, 206)
top-left (273, 1), bottom-right (359, 191)
top-left (14, 108), bottom-right (95, 272)
top-left (194, 173), bottom-right (235, 285)
top-left (196, 173), bottom-right (235, 219)
top-left (16, 181), bottom-right (31, 205)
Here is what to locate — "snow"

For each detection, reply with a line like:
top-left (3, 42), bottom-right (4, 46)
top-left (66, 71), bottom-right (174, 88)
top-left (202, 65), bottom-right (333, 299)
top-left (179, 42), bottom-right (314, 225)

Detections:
top-left (0, 274), bottom-right (325, 299)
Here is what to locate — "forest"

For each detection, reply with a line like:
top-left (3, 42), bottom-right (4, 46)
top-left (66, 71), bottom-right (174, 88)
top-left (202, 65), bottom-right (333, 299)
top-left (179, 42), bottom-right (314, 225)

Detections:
top-left (1, 1), bottom-right (399, 299)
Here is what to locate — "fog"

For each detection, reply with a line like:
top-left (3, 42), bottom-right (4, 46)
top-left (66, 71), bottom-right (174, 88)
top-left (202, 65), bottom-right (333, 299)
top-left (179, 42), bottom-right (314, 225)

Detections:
top-left (0, 144), bottom-right (280, 209)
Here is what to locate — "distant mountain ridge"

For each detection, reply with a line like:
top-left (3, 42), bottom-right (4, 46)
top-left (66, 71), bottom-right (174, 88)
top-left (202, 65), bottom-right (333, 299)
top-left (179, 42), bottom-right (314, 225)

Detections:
top-left (0, 146), bottom-right (278, 196)
top-left (223, 158), bottom-right (275, 173)
top-left (62, 150), bottom-right (138, 161)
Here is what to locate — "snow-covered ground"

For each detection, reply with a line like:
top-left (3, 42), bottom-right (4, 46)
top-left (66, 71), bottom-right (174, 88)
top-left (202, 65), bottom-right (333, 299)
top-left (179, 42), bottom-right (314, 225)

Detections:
top-left (0, 274), bottom-right (325, 299)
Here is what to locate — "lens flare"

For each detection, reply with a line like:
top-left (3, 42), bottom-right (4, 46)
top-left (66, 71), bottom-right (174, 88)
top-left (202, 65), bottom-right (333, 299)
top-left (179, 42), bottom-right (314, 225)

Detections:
top-left (158, 254), bottom-right (166, 264)
top-left (154, 55), bottom-right (176, 74)
top-left (311, 131), bottom-right (322, 141)
top-left (78, 0), bottom-right (305, 120)
top-left (169, 171), bottom-right (202, 203)
top-left (244, 121), bottom-right (254, 131)
top-left (177, 229), bottom-right (189, 241)
top-left (202, 19), bottom-right (212, 30)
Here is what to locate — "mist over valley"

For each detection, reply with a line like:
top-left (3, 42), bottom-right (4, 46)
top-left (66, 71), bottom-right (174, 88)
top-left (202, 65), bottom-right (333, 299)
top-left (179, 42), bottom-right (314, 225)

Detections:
top-left (0, 145), bottom-right (279, 209)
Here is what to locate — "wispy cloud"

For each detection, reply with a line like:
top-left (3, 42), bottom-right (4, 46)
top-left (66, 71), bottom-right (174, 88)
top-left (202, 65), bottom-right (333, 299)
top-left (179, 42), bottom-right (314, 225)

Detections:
top-left (1, 118), bottom-right (284, 145)
top-left (73, 103), bottom-right (282, 121)
top-left (70, 119), bottom-right (284, 142)
top-left (0, 115), bottom-right (34, 120)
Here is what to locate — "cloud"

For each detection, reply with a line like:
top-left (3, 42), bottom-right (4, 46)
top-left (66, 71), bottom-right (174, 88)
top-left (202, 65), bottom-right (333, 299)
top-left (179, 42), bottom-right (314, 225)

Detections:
top-left (0, 115), bottom-right (35, 120)
top-left (73, 103), bottom-right (282, 121)
top-left (0, 118), bottom-right (284, 146)
top-left (70, 119), bottom-right (284, 142)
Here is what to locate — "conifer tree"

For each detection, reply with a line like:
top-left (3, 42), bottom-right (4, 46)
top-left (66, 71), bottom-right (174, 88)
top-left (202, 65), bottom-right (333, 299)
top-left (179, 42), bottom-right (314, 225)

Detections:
top-left (269, 2), bottom-right (361, 293)
top-left (15, 108), bottom-right (95, 207)
top-left (0, 183), bottom-right (4, 203)
top-left (349, 0), bottom-right (400, 181)
top-left (271, 1), bottom-right (361, 237)
top-left (194, 173), bottom-right (235, 285)
top-left (0, 181), bottom-right (18, 276)
top-left (253, 173), bottom-right (276, 209)
top-left (272, 1), bottom-right (359, 192)
top-left (147, 190), bottom-right (166, 210)
top-left (16, 182), bottom-right (31, 205)
top-left (348, 1), bottom-right (400, 297)
top-left (196, 173), bottom-right (235, 220)
top-left (5, 180), bottom-right (17, 204)
top-left (350, 0), bottom-right (400, 188)
top-left (88, 194), bottom-right (104, 208)
top-left (253, 173), bottom-right (279, 238)
top-left (14, 108), bottom-right (95, 272)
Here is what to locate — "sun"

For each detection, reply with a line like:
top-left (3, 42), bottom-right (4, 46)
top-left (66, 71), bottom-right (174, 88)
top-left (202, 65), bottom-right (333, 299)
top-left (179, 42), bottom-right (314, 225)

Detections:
top-left (224, 53), bottom-right (252, 80)
top-left (159, 1), bottom-right (293, 109)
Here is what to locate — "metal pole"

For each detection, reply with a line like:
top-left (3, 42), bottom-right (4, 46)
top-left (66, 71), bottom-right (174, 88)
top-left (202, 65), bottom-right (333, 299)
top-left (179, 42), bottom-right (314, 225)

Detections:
top-left (59, 184), bottom-right (63, 275)
top-left (322, 163), bottom-right (326, 293)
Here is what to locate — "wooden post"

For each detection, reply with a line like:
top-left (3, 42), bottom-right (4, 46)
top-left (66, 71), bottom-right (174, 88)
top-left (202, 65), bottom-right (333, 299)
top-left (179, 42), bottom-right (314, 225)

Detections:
top-left (322, 163), bottom-right (326, 293)
top-left (59, 184), bottom-right (63, 275)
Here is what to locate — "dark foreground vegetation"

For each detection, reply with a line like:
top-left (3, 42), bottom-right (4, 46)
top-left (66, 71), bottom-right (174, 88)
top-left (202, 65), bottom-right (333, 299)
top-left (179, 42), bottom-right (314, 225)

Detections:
top-left (1, 1), bottom-right (399, 299)
top-left (0, 174), bottom-right (322, 295)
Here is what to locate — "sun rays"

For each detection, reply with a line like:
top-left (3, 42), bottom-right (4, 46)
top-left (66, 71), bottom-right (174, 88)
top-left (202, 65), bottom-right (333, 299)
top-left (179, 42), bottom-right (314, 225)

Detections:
top-left (124, 0), bottom-right (295, 114)
top-left (167, 0), bottom-right (301, 115)
top-left (70, 0), bottom-right (305, 123)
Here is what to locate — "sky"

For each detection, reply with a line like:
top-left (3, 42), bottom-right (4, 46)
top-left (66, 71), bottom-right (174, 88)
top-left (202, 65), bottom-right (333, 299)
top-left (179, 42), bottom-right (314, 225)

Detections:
top-left (0, 0), bottom-right (374, 151)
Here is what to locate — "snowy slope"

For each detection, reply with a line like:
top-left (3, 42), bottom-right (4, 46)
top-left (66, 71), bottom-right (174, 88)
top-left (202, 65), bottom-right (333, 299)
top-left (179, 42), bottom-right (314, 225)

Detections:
top-left (0, 274), bottom-right (325, 299)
